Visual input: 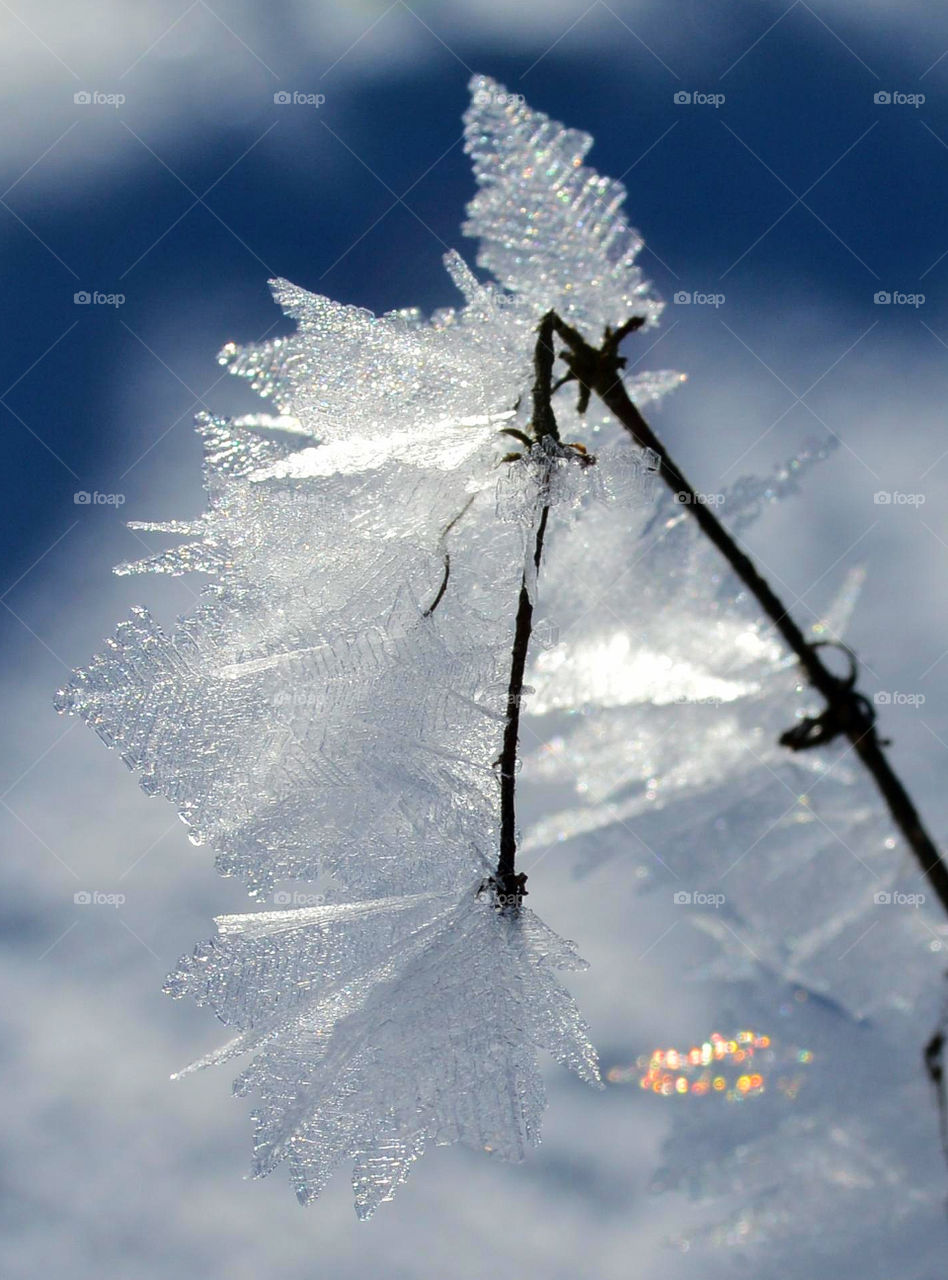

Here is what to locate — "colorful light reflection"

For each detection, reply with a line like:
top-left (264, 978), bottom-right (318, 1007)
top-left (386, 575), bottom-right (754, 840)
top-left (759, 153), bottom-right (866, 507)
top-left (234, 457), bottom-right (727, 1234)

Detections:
top-left (607, 1030), bottom-right (812, 1103)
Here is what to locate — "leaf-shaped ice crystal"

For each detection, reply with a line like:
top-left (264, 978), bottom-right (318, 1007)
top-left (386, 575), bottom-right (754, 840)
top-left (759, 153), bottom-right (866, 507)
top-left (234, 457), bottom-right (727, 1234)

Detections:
top-left (464, 74), bottom-right (665, 336)
top-left (166, 885), bottom-right (600, 1218)
top-left (55, 74), bottom-right (697, 1216)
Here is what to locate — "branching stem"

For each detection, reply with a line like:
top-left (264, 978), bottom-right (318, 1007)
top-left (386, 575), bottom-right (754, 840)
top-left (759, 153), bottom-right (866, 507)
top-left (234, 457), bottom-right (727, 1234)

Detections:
top-left (494, 314), bottom-right (560, 904)
top-left (548, 312), bottom-right (948, 918)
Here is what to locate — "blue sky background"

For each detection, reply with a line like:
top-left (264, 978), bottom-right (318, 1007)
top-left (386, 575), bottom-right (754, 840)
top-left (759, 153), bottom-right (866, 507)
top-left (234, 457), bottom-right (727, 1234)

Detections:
top-left (5, 2), bottom-right (948, 1277)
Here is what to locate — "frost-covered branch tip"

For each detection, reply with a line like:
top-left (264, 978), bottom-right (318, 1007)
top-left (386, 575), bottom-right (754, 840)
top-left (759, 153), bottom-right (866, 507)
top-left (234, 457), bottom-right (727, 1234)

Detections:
top-left (494, 314), bottom-right (575, 904)
top-left (547, 311), bottom-right (948, 919)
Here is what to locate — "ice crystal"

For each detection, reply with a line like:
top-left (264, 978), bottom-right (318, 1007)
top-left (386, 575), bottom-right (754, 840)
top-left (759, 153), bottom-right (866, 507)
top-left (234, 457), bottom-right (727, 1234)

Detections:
top-left (166, 885), bottom-right (599, 1218)
top-left (520, 465), bottom-right (935, 1023)
top-left (56, 74), bottom-right (683, 911)
top-left (517, 450), bottom-right (948, 1265)
top-left (464, 75), bottom-right (664, 335)
top-left (56, 71), bottom-right (919, 1241)
top-left (56, 73), bottom-right (684, 1214)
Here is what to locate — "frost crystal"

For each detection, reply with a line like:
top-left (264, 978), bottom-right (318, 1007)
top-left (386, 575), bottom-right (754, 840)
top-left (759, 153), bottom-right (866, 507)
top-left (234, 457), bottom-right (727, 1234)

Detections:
top-left (57, 73), bottom-right (688, 1214)
top-left (464, 75), bottom-right (664, 335)
top-left (520, 465), bottom-right (948, 1264)
top-left (166, 886), bottom-right (599, 1218)
top-left (55, 70), bottom-right (921, 1241)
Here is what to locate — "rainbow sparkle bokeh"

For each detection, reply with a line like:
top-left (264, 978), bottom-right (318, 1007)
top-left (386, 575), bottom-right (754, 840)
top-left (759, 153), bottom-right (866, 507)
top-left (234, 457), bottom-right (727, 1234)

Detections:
top-left (607, 1030), bottom-right (813, 1102)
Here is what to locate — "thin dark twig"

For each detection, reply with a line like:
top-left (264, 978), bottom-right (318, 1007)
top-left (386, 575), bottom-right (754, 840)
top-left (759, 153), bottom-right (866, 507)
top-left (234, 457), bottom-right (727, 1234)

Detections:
top-left (497, 506), bottom-right (550, 896)
top-left (925, 1024), bottom-right (948, 1163)
top-left (548, 312), bottom-right (948, 919)
top-left (423, 495), bottom-right (476, 617)
top-left (423, 558), bottom-right (451, 618)
top-left (492, 314), bottom-right (561, 907)
top-left (531, 312), bottom-right (559, 443)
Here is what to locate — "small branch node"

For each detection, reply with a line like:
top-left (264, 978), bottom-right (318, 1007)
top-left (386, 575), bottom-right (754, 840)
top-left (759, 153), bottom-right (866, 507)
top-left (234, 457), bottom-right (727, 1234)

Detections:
top-left (779, 642), bottom-right (884, 751)
top-left (477, 872), bottom-right (528, 913)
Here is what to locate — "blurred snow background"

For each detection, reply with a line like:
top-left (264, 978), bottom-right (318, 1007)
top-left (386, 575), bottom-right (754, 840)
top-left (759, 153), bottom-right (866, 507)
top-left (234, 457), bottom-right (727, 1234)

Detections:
top-left (4, 1), bottom-right (948, 1276)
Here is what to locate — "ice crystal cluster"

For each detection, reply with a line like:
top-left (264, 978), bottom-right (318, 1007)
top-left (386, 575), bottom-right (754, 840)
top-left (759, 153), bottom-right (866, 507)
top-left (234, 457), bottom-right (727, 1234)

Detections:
top-left (519, 458), bottom-right (948, 1269)
top-left (56, 75), bottom-right (684, 1217)
top-left (56, 73), bottom-right (947, 1250)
